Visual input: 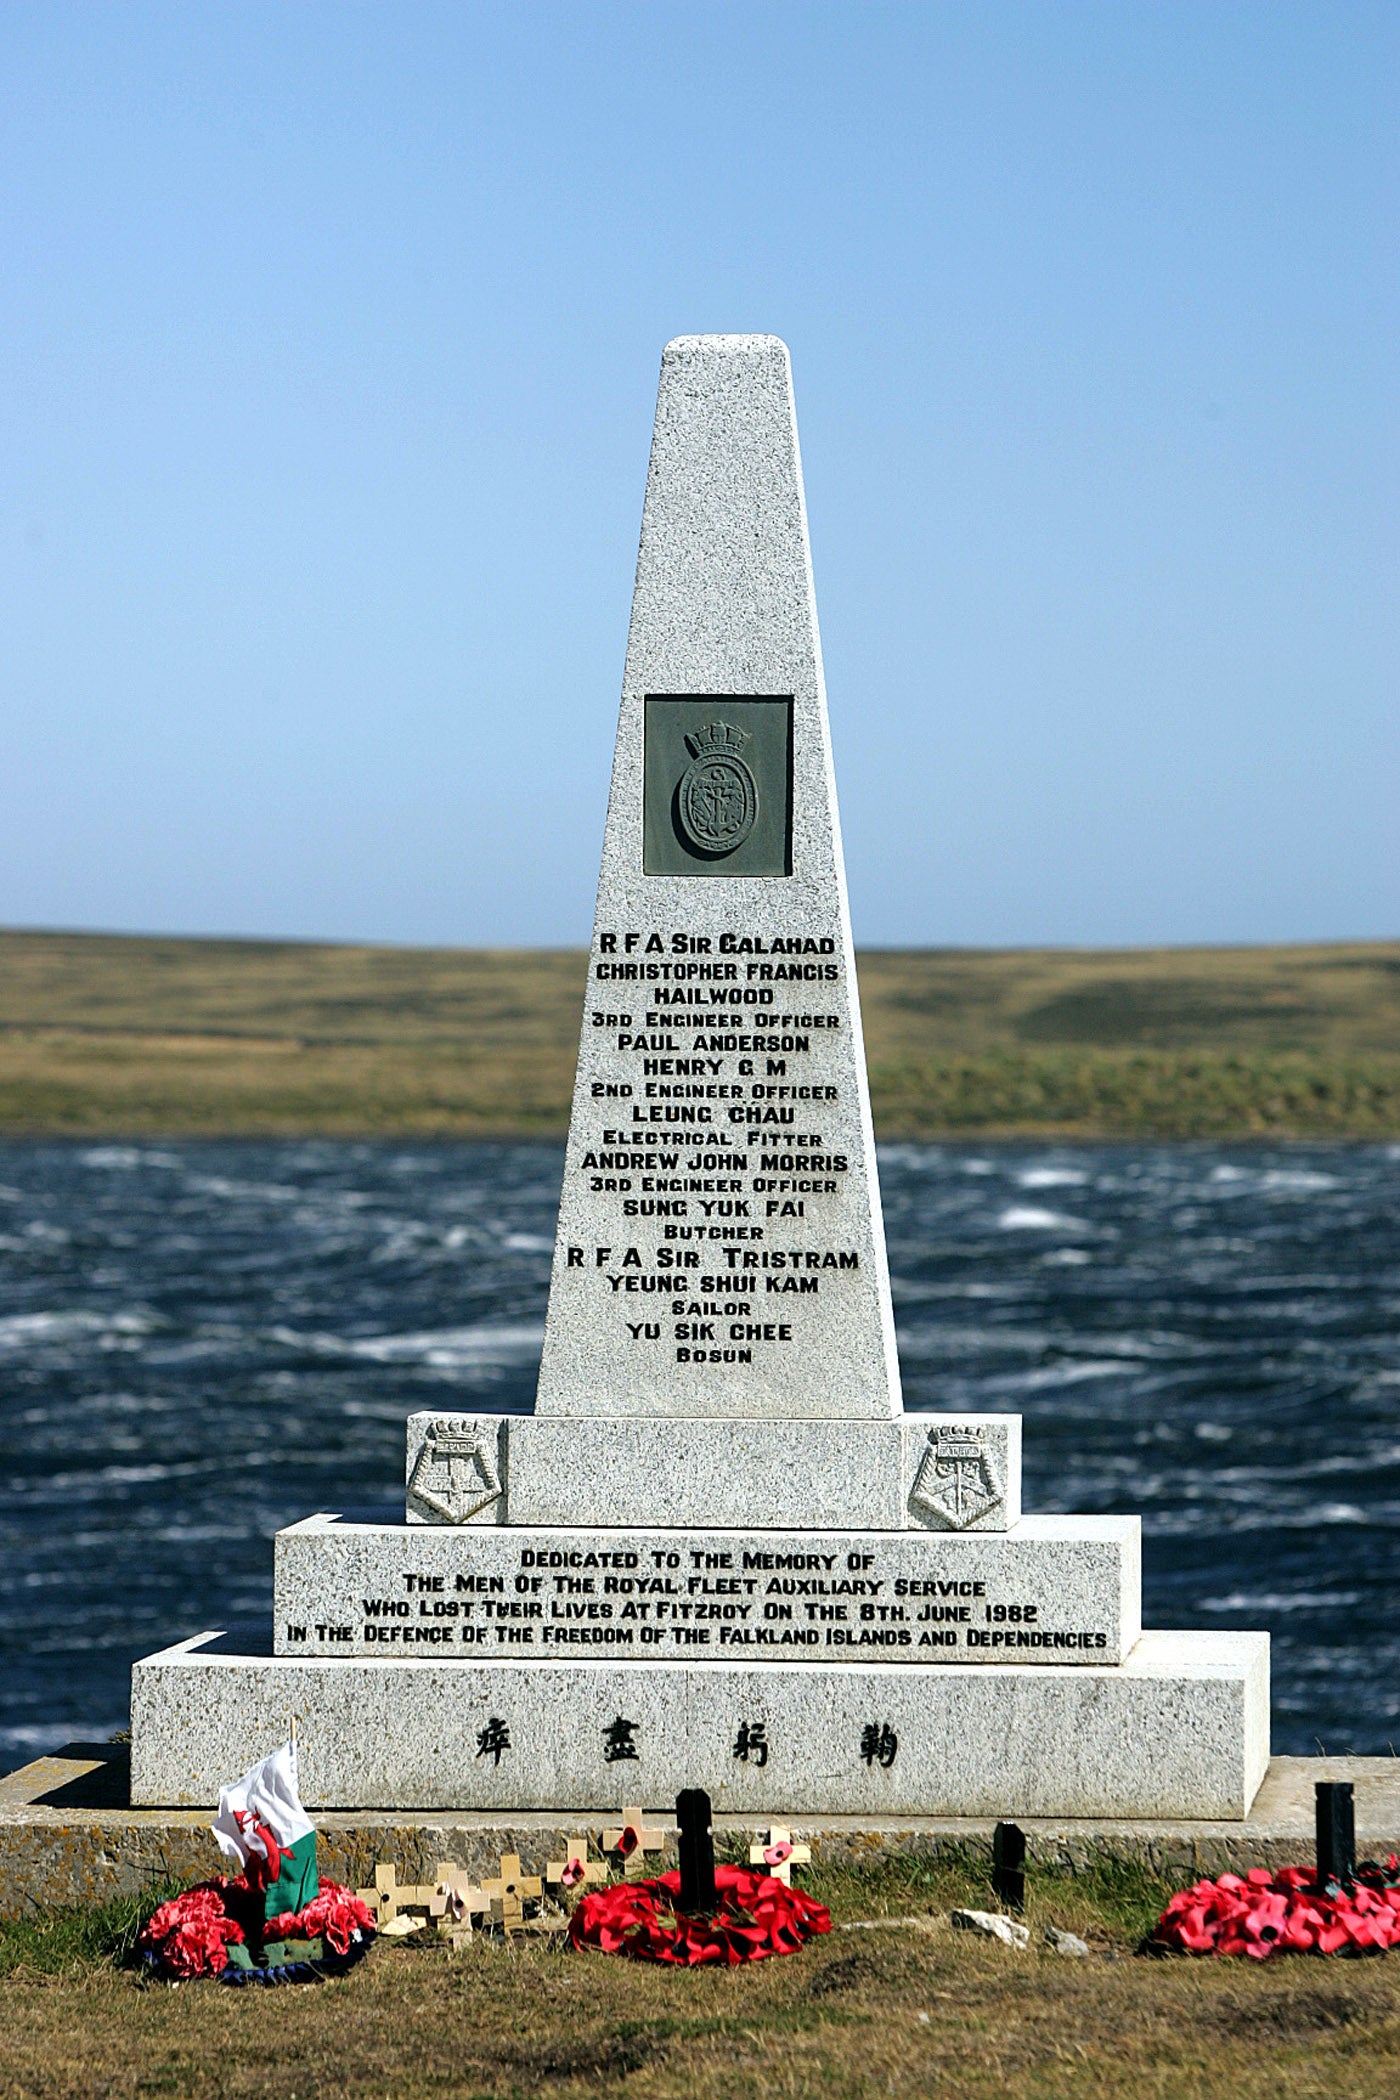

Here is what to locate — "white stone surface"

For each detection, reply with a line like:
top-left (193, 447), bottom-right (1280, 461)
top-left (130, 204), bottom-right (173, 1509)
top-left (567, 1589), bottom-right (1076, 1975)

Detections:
top-left (274, 1511), bottom-right (1137, 1663)
top-left (404, 1411), bottom-right (1022, 1532)
top-left (1043, 1927), bottom-right (1090, 1956)
top-left (535, 335), bottom-right (900, 1420)
top-left (129, 1629), bottom-right (1270, 1819)
top-left (952, 1910), bottom-right (1030, 1949)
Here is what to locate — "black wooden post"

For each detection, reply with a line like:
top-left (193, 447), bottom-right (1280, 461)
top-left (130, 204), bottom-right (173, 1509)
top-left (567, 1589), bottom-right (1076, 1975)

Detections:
top-left (992, 1821), bottom-right (1026, 1911)
top-left (676, 1788), bottom-right (716, 1913)
top-left (1315, 1780), bottom-right (1355, 1886)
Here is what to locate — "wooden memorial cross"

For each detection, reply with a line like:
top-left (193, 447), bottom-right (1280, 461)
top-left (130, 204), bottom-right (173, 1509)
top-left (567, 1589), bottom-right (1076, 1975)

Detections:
top-left (749, 1825), bottom-right (811, 1888)
top-left (483, 1851), bottom-right (544, 1932)
top-left (431, 1863), bottom-right (491, 1949)
top-left (546, 1837), bottom-right (609, 1896)
top-left (603, 1803), bottom-right (666, 1882)
top-left (357, 1861), bottom-right (442, 1927)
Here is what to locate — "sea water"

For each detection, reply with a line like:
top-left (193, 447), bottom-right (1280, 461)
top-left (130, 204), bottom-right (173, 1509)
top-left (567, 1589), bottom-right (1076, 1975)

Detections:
top-left (0, 1139), bottom-right (1396, 1762)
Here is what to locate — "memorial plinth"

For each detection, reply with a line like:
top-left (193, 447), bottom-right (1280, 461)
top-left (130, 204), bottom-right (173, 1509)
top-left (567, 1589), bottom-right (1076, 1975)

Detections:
top-left (402, 1410), bottom-right (1022, 1530)
top-left (130, 335), bottom-right (1269, 1818)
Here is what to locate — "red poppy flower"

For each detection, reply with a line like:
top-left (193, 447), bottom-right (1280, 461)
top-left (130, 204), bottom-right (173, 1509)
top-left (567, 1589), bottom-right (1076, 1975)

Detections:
top-left (138, 1881), bottom-right (247, 1979)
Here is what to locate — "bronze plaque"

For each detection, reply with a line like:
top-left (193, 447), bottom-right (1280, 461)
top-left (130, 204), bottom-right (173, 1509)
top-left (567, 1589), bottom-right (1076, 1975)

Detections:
top-left (643, 696), bottom-right (793, 876)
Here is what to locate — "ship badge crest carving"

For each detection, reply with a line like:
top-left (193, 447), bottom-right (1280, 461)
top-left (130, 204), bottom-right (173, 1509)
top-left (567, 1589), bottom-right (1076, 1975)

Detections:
top-left (675, 721), bottom-right (758, 857)
top-left (910, 1425), bottom-right (1004, 1531)
top-left (408, 1419), bottom-right (503, 1524)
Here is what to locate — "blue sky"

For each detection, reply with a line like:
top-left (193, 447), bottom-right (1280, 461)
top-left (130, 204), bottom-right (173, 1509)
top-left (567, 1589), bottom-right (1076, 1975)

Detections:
top-left (2, 2), bottom-right (1394, 949)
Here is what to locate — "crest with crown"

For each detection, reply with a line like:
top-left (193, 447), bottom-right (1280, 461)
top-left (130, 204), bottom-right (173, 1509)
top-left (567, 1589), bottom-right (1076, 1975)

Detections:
top-left (408, 1418), bottom-right (503, 1524)
top-left (676, 718), bottom-right (759, 854)
top-left (909, 1424), bottom-right (1004, 1531)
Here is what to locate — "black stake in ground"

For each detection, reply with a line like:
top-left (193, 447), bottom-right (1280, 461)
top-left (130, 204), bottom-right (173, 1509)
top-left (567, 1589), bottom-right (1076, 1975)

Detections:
top-left (992, 1822), bottom-right (1026, 1912)
top-left (676, 1789), bottom-right (716, 1913)
top-left (1315, 1780), bottom-right (1355, 1888)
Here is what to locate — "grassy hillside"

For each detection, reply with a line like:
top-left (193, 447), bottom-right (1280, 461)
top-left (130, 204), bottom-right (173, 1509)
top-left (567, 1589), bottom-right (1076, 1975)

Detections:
top-left (0, 929), bottom-right (1396, 1139)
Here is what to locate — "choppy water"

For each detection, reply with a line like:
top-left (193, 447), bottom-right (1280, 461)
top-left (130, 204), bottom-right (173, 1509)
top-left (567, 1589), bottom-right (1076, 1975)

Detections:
top-left (1, 1139), bottom-right (1397, 1764)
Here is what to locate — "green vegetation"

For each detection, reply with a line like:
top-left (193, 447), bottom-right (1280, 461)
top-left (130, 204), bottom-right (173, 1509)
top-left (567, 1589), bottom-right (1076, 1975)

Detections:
top-left (798, 1844), bottom-right (1174, 1949)
top-left (0, 1882), bottom-right (179, 1980)
top-left (1, 929), bottom-right (1397, 1139)
top-left (3, 1856), bottom-right (1399, 2097)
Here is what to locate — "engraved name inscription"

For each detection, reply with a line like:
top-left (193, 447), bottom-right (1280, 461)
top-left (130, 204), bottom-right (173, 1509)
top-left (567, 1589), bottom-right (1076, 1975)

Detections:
top-left (573, 926), bottom-right (855, 1370)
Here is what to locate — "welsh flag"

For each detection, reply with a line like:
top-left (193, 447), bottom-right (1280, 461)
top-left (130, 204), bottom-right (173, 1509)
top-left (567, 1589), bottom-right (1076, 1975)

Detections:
top-left (212, 1739), bottom-right (319, 1922)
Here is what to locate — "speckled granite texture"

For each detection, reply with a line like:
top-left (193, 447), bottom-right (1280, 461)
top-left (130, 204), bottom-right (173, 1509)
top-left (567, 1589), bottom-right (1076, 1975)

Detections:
top-left (534, 334), bottom-right (901, 1423)
top-left (129, 1629), bottom-right (1267, 1819)
top-left (402, 1413), bottom-right (1023, 1531)
top-left (276, 1510), bottom-right (1131, 1660)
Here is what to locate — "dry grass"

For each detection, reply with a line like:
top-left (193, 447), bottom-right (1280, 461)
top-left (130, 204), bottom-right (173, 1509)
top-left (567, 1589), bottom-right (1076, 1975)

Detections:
top-left (1, 929), bottom-right (1398, 1138)
top-left (3, 1856), bottom-right (1400, 2099)
top-left (0, 935), bottom-right (582, 1139)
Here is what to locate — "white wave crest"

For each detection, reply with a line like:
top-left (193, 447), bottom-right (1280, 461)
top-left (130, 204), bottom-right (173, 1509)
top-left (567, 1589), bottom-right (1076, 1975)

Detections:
top-left (0, 1309), bottom-right (157, 1348)
top-left (1202, 1591), bottom-right (1361, 1613)
top-left (81, 1147), bottom-right (182, 1170)
top-left (997, 1205), bottom-right (1084, 1232)
top-left (268, 1322), bottom-right (544, 1368)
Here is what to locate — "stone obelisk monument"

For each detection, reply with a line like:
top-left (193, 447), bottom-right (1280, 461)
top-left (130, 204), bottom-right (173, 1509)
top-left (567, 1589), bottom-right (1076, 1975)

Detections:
top-left (536, 331), bottom-right (899, 1423)
top-left (131, 337), bottom-right (1268, 1819)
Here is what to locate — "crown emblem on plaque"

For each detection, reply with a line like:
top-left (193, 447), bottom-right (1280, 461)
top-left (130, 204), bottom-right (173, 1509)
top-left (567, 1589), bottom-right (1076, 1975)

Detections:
top-left (675, 721), bottom-right (759, 857)
top-left (909, 1425), bottom-right (1004, 1531)
top-left (684, 720), bottom-right (751, 761)
top-left (407, 1418), bottom-right (503, 1524)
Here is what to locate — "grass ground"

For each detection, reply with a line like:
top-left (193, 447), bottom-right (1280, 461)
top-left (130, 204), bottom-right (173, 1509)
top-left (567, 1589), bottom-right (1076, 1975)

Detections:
top-left (3, 1855), bottom-right (1399, 2098)
top-left (0, 929), bottom-right (1398, 1140)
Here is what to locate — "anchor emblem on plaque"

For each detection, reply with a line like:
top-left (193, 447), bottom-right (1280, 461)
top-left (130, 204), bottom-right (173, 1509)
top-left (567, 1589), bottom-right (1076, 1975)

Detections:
top-left (910, 1425), bottom-right (1003, 1531)
top-left (408, 1419), bottom-right (503, 1524)
top-left (675, 721), bottom-right (759, 858)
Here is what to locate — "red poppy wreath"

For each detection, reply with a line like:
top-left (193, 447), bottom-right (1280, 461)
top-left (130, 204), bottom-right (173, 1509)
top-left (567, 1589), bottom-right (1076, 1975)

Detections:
top-left (566, 1862), bottom-right (831, 1966)
top-left (1153, 1859), bottom-right (1400, 1959)
top-left (139, 1875), bottom-right (376, 1982)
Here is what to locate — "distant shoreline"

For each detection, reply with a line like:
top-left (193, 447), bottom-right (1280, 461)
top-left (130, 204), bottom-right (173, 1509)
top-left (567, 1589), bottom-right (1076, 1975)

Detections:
top-left (0, 929), bottom-right (1396, 1141)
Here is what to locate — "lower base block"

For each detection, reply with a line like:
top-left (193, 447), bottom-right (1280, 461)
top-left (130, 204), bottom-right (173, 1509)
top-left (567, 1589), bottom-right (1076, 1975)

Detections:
top-left (131, 1629), bottom-right (1269, 1819)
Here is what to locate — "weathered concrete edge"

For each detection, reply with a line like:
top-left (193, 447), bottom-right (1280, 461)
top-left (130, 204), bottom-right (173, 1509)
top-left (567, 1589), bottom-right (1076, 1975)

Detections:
top-left (1, 1747), bottom-right (1397, 1917)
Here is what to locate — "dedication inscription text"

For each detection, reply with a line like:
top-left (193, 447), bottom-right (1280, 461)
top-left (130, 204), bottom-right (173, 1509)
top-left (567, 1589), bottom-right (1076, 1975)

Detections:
top-left (275, 1523), bottom-right (1128, 1664)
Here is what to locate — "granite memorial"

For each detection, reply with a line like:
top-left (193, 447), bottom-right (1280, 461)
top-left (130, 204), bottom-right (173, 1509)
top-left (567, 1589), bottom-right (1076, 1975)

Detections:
top-left (130, 335), bottom-right (1269, 1819)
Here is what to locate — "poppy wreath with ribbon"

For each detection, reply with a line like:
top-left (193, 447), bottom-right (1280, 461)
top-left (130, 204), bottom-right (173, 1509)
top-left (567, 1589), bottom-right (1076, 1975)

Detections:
top-left (1153, 1858), bottom-right (1400, 1960)
top-left (566, 1862), bottom-right (831, 1966)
